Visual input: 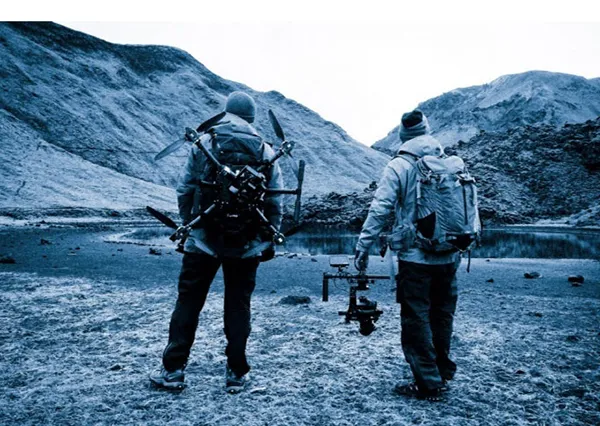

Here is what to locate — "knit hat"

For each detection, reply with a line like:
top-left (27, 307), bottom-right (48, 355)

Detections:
top-left (399, 109), bottom-right (430, 142)
top-left (225, 91), bottom-right (256, 123)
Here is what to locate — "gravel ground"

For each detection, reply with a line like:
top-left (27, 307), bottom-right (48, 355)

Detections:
top-left (1, 226), bottom-right (599, 425)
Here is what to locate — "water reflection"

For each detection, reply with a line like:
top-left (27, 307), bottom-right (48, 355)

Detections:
top-left (283, 228), bottom-right (600, 259)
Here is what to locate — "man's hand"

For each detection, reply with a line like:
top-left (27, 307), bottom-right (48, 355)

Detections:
top-left (354, 250), bottom-right (369, 271)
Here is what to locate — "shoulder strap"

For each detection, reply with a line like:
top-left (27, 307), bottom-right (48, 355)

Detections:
top-left (395, 151), bottom-right (419, 167)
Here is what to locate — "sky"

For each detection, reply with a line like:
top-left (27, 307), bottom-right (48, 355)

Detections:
top-left (7, 0), bottom-right (600, 145)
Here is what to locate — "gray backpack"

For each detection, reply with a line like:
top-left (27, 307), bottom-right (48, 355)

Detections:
top-left (408, 154), bottom-right (481, 253)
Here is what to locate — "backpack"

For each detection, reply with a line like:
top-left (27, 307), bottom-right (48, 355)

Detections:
top-left (403, 154), bottom-right (480, 253)
top-left (198, 114), bottom-right (269, 238)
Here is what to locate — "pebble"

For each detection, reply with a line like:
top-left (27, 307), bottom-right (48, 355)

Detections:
top-left (0, 255), bottom-right (16, 264)
top-left (279, 295), bottom-right (311, 305)
top-left (524, 272), bottom-right (541, 279)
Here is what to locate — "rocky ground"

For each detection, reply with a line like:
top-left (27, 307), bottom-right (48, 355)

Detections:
top-left (0, 225), bottom-right (599, 425)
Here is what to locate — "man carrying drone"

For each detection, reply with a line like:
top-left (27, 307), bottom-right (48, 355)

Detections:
top-left (150, 92), bottom-right (285, 393)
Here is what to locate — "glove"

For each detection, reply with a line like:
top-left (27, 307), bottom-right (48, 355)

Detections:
top-left (260, 244), bottom-right (276, 262)
top-left (354, 250), bottom-right (369, 271)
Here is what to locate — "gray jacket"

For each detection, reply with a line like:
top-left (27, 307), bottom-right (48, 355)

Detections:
top-left (356, 135), bottom-right (459, 265)
top-left (176, 114), bottom-right (284, 258)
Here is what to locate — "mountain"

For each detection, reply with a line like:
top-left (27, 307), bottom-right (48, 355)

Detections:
top-left (373, 71), bottom-right (600, 154)
top-left (0, 22), bottom-right (389, 214)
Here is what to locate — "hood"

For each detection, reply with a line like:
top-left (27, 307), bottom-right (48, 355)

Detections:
top-left (397, 134), bottom-right (444, 158)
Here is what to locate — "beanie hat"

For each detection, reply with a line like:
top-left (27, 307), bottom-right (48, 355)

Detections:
top-left (225, 91), bottom-right (256, 123)
top-left (399, 109), bottom-right (430, 142)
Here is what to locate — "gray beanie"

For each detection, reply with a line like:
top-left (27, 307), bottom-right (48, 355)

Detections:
top-left (399, 109), bottom-right (430, 142)
top-left (225, 91), bottom-right (256, 123)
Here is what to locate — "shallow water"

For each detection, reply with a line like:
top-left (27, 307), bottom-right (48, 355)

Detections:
top-left (116, 226), bottom-right (600, 259)
top-left (284, 227), bottom-right (600, 259)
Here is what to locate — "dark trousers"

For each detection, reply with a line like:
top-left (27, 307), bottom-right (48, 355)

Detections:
top-left (162, 252), bottom-right (260, 376)
top-left (397, 259), bottom-right (460, 391)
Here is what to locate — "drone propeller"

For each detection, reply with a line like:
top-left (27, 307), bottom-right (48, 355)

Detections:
top-left (154, 137), bottom-right (186, 161)
top-left (268, 109), bottom-right (300, 178)
top-left (154, 112), bottom-right (227, 161)
top-left (197, 111), bottom-right (227, 133)
top-left (268, 109), bottom-right (285, 141)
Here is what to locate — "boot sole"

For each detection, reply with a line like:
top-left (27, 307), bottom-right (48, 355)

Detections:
top-left (149, 377), bottom-right (186, 391)
top-left (225, 384), bottom-right (245, 394)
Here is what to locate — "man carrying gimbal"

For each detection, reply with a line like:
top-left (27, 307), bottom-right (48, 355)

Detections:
top-left (150, 92), bottom-right (283, 393)
top-left (355, 110), bottom-right (464, 402)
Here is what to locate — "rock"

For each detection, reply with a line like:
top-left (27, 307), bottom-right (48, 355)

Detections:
top-left (109, 364), bottom-right (123, 371)
top-left (279, 295), bottom-right (311, 305)
top-left (311, 258), bottom-right (318, 262)
top-left (566, 335), bottom-right (581, 343)
top-left (40, 238), bottom-right (52, 245)
top-left (0, 255), bottom-right (16, 264)
top-left (486, 278), bottom-right (494, 283)
top-left (515, 369), bottom-right (526, 375)
top-left (524, 272), bottom-right (541, 279)
top-left (567, 275), bottom-right (584, 284)
top-left (560, 388), bottom-right (586, 398)
top-left (149, 248), bottom-right (162, 256)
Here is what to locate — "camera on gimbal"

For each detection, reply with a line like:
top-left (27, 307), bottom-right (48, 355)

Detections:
top-left (322, 256), bottom-right (389, 336)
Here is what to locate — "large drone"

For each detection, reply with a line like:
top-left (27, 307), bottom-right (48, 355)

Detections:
top-left (147, 110), bottom-right (305, 257)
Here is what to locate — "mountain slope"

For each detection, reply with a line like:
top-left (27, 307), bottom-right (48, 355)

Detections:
top-left (373, 71), bottom-right (600, 154)
top-left (0, 22), bottom-right (389, 212)
top-left (448, 117), bottom-right (600, 225)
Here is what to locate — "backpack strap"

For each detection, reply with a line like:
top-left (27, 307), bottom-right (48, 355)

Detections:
top-left (394, 151), bottom-right (419, 166)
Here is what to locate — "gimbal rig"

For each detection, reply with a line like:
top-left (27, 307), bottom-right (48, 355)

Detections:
top-left (147, 110), bottom-right (305, 256)
top-left (322, 256), bottom-right (390, 336)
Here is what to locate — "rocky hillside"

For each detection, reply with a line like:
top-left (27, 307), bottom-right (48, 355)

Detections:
top-left (304, 118), bottom-right (600, 228)
top-left (449, 117), bottom-right (600, 226)
top-left (373, 71), bottom-right (600, 154)
top-left (0, 22), bottom-right (389, 213)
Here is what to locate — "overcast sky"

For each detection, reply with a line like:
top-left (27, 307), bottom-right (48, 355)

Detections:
top-left (55, 9), bottom-right (600, 145)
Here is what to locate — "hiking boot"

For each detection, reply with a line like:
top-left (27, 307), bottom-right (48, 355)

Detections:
top-left (225, 365), bottom-right (250, 394)
top-left (149, 367), bottom-right (185, 390)
top-left (393, 382), bottom-right (446, 402)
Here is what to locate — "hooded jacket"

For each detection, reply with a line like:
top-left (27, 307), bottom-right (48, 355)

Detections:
top-left (356, 134), bottom-right (459, 265)
top-left (176, 113), bottom-right (284, 258)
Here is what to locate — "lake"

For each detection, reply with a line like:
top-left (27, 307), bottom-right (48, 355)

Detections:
top-left (113, 225), bottom-right (600, 259)
top-left (284, 227), bottom-right (600, 259)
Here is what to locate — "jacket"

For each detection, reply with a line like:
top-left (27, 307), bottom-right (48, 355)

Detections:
top-left (356, 134), bottom-right (459, 265)
top-left (176, 113), bottom-right (284, 258)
